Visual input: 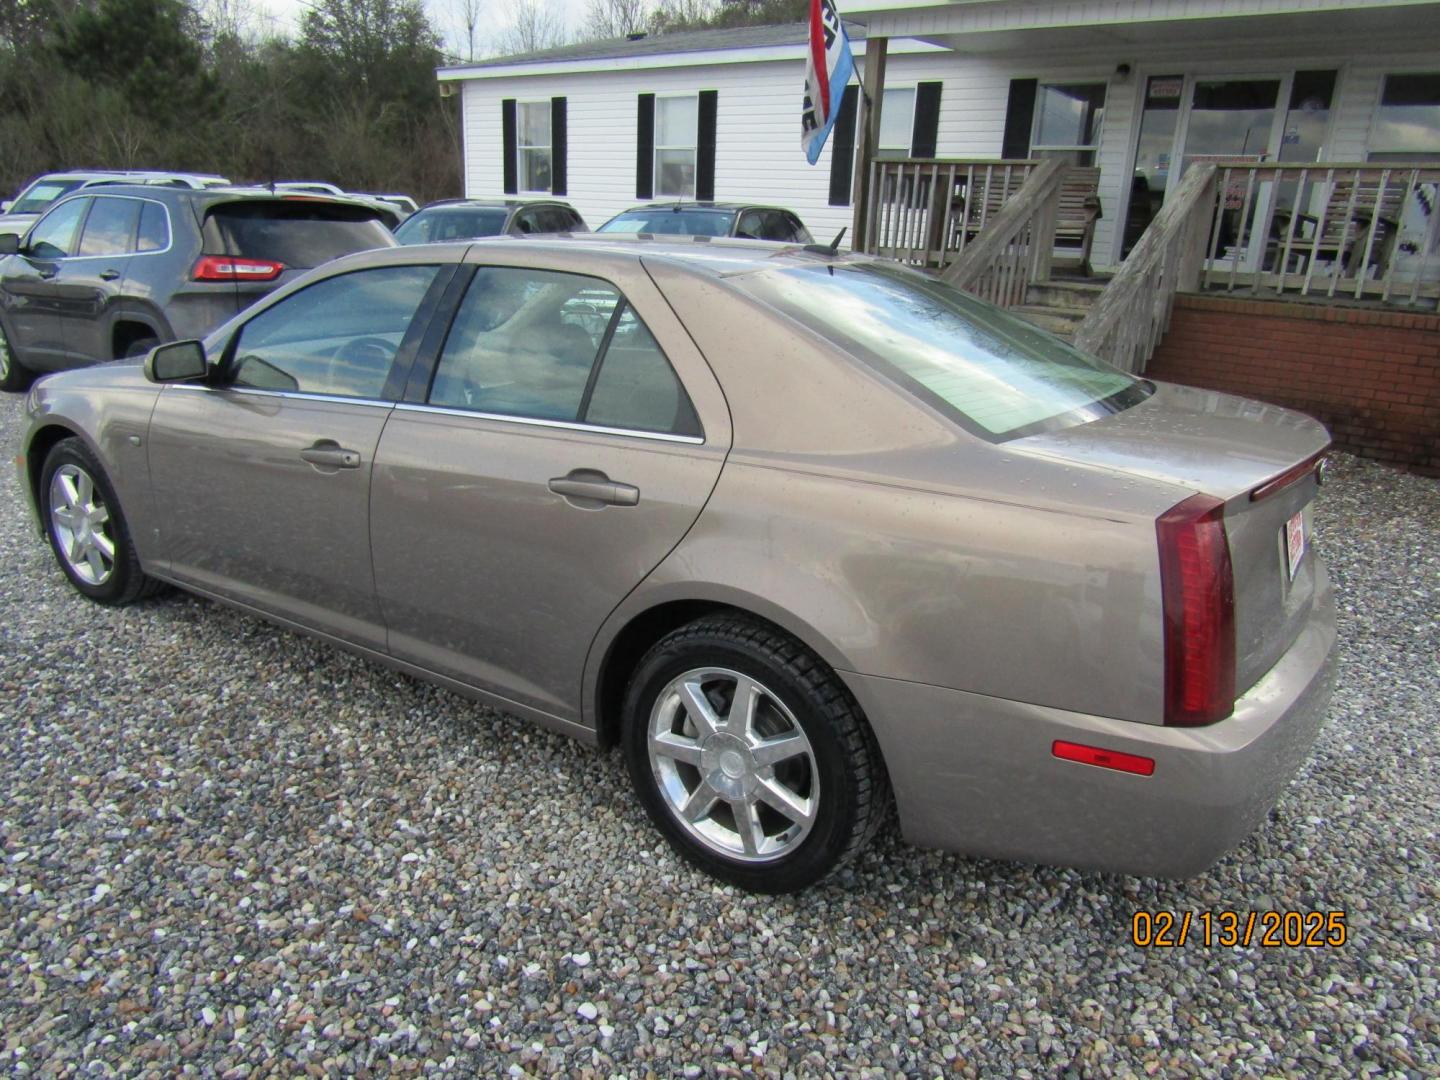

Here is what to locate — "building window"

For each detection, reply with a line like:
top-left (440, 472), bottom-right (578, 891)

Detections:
top-left (877, 86), bottom-right (915, 159)
top-left (1370, 72), bottom-right (1440, 162)
top-left (1031, 83), bottom-right (1106, 166)
top-left (655, 94), bottom-right (698, 198)
top-left (518, 101), bottom-right (552, 192)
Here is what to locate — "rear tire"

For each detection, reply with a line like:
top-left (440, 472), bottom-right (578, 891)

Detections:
top-left (120, 335), bottom-right (160, 360)
top-left (622, 615), bottom-right (888, 893)
top-left (0, 320), bottom-right (34, 392)
top-left (40, 438), bottom-right (163, 605)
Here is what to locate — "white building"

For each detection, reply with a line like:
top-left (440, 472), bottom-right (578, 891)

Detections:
top-left (438, 2), bottom-right (1440, 273)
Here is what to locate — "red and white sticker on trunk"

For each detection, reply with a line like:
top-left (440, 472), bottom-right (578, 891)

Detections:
top-left (1285, 510), bottom-right (1307, 581)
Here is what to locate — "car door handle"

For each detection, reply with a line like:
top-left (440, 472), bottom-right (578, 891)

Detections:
top-left (99, 269), bottom-right (120, 281)
top-left (548, 472), bottom-right (640, 507)
top-left (38, 267), bottom-right (56, 279)
top-left (300, 443), bottom-right (362, 470)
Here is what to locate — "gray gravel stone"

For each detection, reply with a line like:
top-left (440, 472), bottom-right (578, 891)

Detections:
top-left (1, 389), bottom-right (1436, 1077)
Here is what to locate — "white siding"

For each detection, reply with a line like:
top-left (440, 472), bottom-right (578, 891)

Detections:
top-left (456, 22), bottom-right (1440, 267)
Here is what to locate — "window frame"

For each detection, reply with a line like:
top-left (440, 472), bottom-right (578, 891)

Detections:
top-left (517, 99), bottom-right (554, 194)
top-left (877, 85), bottom-right (917, 160)
top-left (71, 194), bottom-right (174, 259)
top-left (1367, 70), bottom-right (1440, 160)
top-left (1029, 81), bottom-right (1108, 165)
top-left (653, 91), bottom-right (700, 199)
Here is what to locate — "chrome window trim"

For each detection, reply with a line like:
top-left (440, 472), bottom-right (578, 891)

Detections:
top-left (168, 384), bottom-right (395, 409)
top-left (394, 401), bottom-right (705, 444)
top-left (76, 194), bottom-right (174, 259)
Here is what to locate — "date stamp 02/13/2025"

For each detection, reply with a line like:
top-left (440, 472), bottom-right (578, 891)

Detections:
top-left (1131, 910), bottom-right (1348, 948)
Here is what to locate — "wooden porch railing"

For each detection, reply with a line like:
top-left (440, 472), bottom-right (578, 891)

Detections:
top-left (1072, 163), bottom-right (1216, 373)
top-left (862, 158), bottom-right (1037, 267)
top-left (940, 158), bottom-right (1067, 306)
top-left (1196, 161), bottom-right (1440, 306)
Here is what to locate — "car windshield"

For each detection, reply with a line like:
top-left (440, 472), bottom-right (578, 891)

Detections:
top-left (394, 207), bottom-right (511, 244)
top-left (11, 180), bottom-right (85, 215)
top-left (735, 261), bottom-right (1151, 441)
top-left (598, 209), bottom-right (735, 237)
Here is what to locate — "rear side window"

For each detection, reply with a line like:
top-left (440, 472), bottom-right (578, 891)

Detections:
top-left (137, 202), bottom-right (169, 252)
top-left (205, 201), bottom-right (393, 269)
top-left (77, 197), bottom-right (141, 257)
top-left (585, 306), bottom-right (700, 436)
top-left (229, 264), bottom-right (440, 399)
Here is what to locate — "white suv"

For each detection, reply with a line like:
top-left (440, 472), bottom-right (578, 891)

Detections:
top-left (0, 171), bottom-right (231, 238)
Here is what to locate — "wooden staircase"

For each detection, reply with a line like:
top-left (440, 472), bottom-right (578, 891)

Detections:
top-left (1011, 279), bottom-right (1106, 341)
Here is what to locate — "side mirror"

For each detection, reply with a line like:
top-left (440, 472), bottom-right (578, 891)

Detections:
top-left (0, 201), bottom-right (11, 213)
top-left (0, 233), bottom-right (18, 256)
top-left (144, 340), bottom-right (208, 383)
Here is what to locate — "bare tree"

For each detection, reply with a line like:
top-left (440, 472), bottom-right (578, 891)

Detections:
top-left (584, 0), bottom-right (645, 40)
top-left (449, 0), bottom-right (483, 60)
top-left (495, 0), bottom-right (567, 54)
top-left (647, 0), bottom-right (714, 33)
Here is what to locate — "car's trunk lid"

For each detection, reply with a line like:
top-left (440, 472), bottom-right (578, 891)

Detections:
top-left (1015, 381), bottom-right (1330, 696)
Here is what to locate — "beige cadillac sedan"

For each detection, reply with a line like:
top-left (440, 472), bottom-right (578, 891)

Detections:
top-left (14, 237), bottom-right (1336, 893)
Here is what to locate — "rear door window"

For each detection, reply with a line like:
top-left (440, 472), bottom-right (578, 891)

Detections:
top-left (584, 305), bottom-right (700, 436)
top-left (205, 201), bottom-right (393, 269)
top-left (229, 264), bottom-right (440, 398)
top-left (77, 196), bottom-right (141, 257)
top-left (428, 268), bottom-right (606, 420)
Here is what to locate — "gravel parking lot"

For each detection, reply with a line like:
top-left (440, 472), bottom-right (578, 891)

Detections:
top-left (1, 387), bottom-right (1436, 1078)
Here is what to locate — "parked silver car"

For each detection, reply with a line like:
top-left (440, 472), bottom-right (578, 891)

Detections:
top-left (15, 237), bottom-right (1336, 893)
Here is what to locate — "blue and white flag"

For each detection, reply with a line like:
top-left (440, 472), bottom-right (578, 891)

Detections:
top-left (802, 0), bottom-right (855, 165)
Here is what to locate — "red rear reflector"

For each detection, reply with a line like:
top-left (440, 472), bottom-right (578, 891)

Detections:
top-left (1052, 740), bottom-right (1155, 776)
top-left (191, 255), bottom-right (285, 282)
top-left (1249, 450), bottom-right (1329, 502)
top-left (1157, 493), bottom-right (1236, 726)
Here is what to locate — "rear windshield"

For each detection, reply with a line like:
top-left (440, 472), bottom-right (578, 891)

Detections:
top-left (734, 261), bottom-right (1151, 441)
top-left (12, 180), bottom-right (84, 215)
top-left (598, 209), bottom-right (735, 237)
top-left (394, 207), bottom-right (510, 244)
top-left (205, 201), bottom-right (393, 268)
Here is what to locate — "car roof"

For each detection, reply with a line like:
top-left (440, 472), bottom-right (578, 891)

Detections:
top-left (419, 198), bottom-right (572, 211)
top-left (332, 232), bottom-right (833, 279)
top-left (614, 203), bottom-right (783, 214)
top-left (55, 183), bottom-right (390, 210)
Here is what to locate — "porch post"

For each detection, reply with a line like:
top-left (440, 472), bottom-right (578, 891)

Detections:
top-left (850, 35), bottom-right (887, 252)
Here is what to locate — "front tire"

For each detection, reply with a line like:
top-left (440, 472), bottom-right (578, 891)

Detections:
top-left (0, 320), bottom-right (34, 392)
top-left (622, 615), bottom-right (888, 893)
top-left (40, 438), bottom-right (161, 605)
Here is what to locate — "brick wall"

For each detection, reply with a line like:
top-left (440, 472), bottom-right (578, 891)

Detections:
top-left (1146, 295), bottom-right (1440, 477)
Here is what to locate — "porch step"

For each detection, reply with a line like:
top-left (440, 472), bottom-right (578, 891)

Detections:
top-left (1024, 280), bottom-right (1106, 310)
top-left (1011, 304), bottom-right (1088, 339)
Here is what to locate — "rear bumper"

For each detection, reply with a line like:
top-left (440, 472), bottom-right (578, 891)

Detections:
top-left (843, 563), bottom-right (1337, 878)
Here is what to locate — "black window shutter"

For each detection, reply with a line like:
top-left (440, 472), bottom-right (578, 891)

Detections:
top-left (502, 98), bottom-right (518, 195)
top-left (828, 85), bottom-right (859, 206)
top-left (636, 94), bottom-right (655, 200)
top-left (696, 89), bottom-right (718, 201)
top-left (910, 82), bottom-right (942, 159)
top-left (1002, 79), bottom-right (1038, 159)
top-left (551, 97), bottom-right (567, 196)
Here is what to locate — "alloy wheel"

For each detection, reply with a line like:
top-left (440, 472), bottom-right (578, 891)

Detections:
top-left (647, 666), bottom-right (819, 862)
top-left (49, 464), bottom-right (116, 586)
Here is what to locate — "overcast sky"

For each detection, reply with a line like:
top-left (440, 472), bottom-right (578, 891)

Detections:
top-left (249, 0), bottom-right (592, 59)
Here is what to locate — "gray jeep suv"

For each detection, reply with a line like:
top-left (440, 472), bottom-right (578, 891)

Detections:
top-left (0, 185), bottom-right (395, 391)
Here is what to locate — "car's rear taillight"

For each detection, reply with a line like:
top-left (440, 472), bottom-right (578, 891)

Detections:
top-left (1157, 493), bottom-right (1235, 726)
top-left (191, 255), bottom-right (285, 282)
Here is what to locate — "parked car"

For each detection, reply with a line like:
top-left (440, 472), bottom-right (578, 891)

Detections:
top-left (0, 170), bottom-right (231, 237)
top-left (597, 202), bottom-right (813, 243)
top-left (0, 185), bottom-right (395, 390)
top-left (14, 237), bottom-right (1335, 894)
top-left (393, 199), bottom-right (587, 245)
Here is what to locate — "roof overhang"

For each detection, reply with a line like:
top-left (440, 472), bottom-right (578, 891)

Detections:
top-left (436, 37), bottom-right (947, 81)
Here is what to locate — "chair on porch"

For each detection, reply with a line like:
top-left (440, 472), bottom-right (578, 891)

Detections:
top-left (1271, 172), bottom-right (1408, 280)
